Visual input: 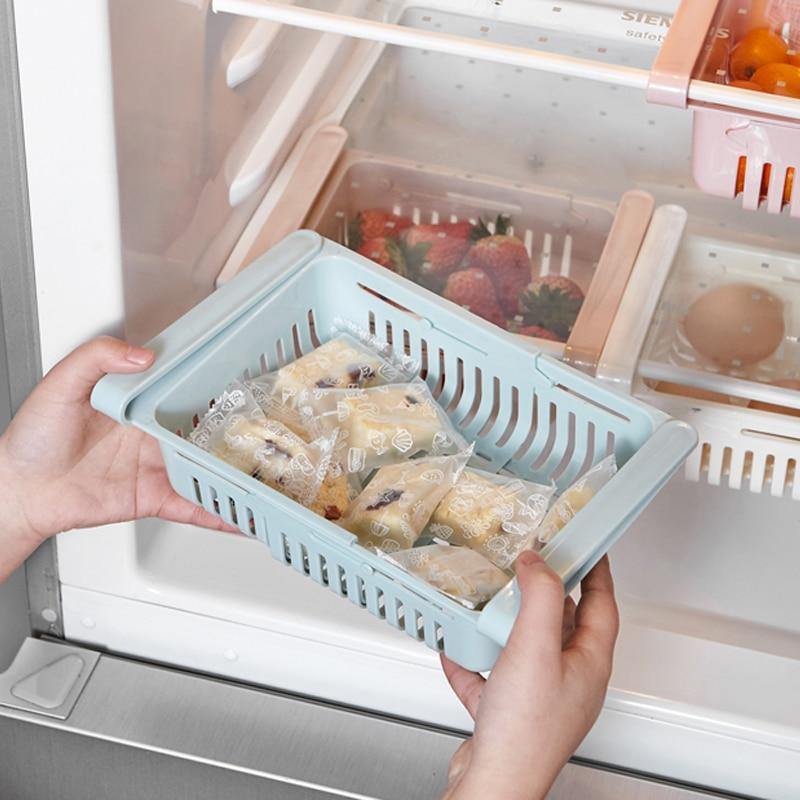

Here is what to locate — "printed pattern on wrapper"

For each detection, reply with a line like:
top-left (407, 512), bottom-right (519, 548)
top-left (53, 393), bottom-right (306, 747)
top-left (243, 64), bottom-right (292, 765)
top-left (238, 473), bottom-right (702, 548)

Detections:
top-left (428, 468), bottom-right (556, 571)
top-left (340, 449), bottom-right (472, 553)
top-left (385, 544), bottom-right (512, 610)
top-left (189, 382), bottom-right (336, 508)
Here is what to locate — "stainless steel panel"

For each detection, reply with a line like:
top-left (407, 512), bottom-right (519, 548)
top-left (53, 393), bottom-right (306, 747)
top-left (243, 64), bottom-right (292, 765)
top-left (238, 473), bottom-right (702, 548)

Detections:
top-left (0, 644), bottom-right (745, 800)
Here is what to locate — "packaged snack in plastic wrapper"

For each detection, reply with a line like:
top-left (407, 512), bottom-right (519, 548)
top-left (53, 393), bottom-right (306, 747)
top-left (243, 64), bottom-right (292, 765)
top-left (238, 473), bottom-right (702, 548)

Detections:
top-left (427, 468), bottom-right (555, 571)
top-left (537, 455), bottom-right (618, 545)
top-left (341, 449), bottom-right (471, 553)
top-left (299, 380), bottom-right (469, 474)
top-left (271, 333), bottom-right (415, 403)
top-left (189, 382), bottom-right (336, 510)
top-left (385, 544), bottom-right (511, 610)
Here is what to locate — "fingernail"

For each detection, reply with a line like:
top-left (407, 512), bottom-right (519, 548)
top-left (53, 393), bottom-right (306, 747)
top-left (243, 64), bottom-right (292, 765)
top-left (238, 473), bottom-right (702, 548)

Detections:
top-left (516, 551), bottom-right (542, 568)
top-left (125, 346), bottom-right (153, 365)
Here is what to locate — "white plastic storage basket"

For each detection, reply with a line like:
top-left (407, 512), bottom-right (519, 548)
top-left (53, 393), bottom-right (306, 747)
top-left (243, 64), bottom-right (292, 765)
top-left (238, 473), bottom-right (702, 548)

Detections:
top-left (92, 231), bottom-right (696, 671)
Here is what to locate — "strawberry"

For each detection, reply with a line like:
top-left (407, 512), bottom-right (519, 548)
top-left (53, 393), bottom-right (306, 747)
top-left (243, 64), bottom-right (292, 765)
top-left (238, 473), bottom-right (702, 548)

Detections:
top-left (402, 222), bottom-right (474, 286)
top-left (519, 276), bottom-right (585, 342)
top-left (443, 268), bottom-right (505, 327)
top-left (348, 209), bottom-right (412, 249)
top-left (357, 237), bottom-right (406, 276)
top-left (507, 320), bottom-right (562, 342)
top-left (466, 216), bottom-right (531, 316)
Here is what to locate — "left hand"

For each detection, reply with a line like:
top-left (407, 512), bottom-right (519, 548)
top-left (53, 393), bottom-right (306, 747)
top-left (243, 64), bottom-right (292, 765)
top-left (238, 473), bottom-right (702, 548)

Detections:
top-left (0, 336), bottom-right (236, 581)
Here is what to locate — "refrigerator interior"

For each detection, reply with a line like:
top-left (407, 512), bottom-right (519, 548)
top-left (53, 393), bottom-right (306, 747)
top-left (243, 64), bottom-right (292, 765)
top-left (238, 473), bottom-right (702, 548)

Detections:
top-left (13, 0), bottom-right (800, 794)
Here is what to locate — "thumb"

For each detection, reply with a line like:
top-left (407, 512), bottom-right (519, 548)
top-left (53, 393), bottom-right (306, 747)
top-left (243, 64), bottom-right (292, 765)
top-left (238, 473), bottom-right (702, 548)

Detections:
top-left (42, 336), bottom-right (154, 404)
top-left (502, 551), bottom-right (565, 668)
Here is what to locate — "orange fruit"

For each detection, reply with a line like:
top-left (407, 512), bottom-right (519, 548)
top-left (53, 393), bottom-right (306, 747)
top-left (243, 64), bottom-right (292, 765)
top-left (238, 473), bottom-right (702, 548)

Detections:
top-left (752, 62), bottom-right (800, 97)
top-left (729, 79), bottom-right (762, 90)
top-left (789, 49), bottom-right (800, 67)
top-left (730, 28), bottom-right (788, 80)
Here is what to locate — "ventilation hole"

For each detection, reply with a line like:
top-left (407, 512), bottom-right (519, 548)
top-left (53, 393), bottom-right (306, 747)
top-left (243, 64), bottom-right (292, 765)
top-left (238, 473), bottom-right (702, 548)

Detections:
top-left (300, 544), bottom-right (310, 575)
top-left (192, 413), bottom-right (200, 429)
top-left (742, 451), bottom-right (754, 481)
top-left (784, 167), bottom-right (795, 208)
top-left (317, 555), bottom-right (328, 585)
top-left (605, 431), bottom-right (616, 459)
top-left (209, 486), bottom-right (221, 515)
top-left (786, 459), bottom-right (797, 491)
top-left (228, 497), bottom-right (239, 525)
top-left (419, 338), bottom-right (429, 380)
top-left (698, 443), bottom-right (711, 476)
top-left (495, 386), bottom-right (519, 447)
top-left (385, 320), bottom-right (393, 346)
top-left (512, 394), bottom-right (538, 461)
top-left (282, 533), bottom-right (292, 564)
top-left (259, 352), bottom-right (269, 373)
top-left (242, 366), bottom-right (252, 380)
top-left (245, 507), bottom-right (256, 536)
top-left (446, 358), bottom-right (465, 415)
top-left (308, 309), bottom-right (321, 347)
top-left (433, 348), bottom-right (447, 400)
top-left (396, 599), bottom-right (405, 630)
top-left (721, 446), bottom-right (733, 477)
top-left (192, 478), bottom-right (202, 504)
top-left (735, 156), bottom-right (747, 197)
top-left (760, 163), bottom-right (773, 203)
top-left (414, 610), bottom-right (425, 640)
top-left (376, 589), bottom-right (386, 619)
top-left (291, 323), bottom-right (303, 358)
top-left (276, 338), bottom-right (286, 367)
top-left (550, 412), bottom-right (577, 482)
top-left (530, 403), bottom-right (558, 471)
top-left (403, 329), bottom-right (411, 357)
top-left (339, 566), bottom-right (348, 596)
top-left (477, 377), bottom-right (502, 439)
top-left (435, 624), bottom-right (445, 651)
top-left (764, 454), bottom-right (776, 489)
top-left (357, 577), bottom-right (367, 607)
top-left (368, 311), bottom-right (377, 336)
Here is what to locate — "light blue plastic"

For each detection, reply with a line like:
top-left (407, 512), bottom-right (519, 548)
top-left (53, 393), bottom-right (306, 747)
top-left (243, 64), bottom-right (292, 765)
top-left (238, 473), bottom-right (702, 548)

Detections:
top-left (92, 231), bottom-right (697, 671)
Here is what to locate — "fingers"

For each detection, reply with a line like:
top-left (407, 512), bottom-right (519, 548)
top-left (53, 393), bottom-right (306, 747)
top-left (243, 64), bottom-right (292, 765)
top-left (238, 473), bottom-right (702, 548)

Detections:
top-left (441, 654), bottom-right (485, 720)
top-left (43, 336), bottom-right (154, 404)
top-left (562, 596), bottom-right (577, 647)
top-left (567, 556), bottom-right (619, 676)
top-left (504, 551), bottom-right (566, 664)
top-left (158, 494), bottom-right (242, 534)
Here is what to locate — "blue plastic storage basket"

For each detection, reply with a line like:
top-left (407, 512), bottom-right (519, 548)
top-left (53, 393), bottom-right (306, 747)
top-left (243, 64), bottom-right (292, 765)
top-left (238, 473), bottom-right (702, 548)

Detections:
top-left (92, 231), bottom-right (697, 671)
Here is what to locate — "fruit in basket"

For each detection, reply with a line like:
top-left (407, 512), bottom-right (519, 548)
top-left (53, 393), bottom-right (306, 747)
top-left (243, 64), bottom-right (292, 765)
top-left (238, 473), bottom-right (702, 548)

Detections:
top-left (517, 276), bottom-right (585, 343)
top-left (348, 209), bottom-right (412, 249)
top-left (748, 378), bottom-right (800, 417)
top-left (752, 62), bottom-right (800, 97)
top-left (402, 222), bottom-right (474, 286)
top-left (506, 319), bottom-right (561, 342)
top-left (729, 79), bottom-right (763, 90)
top-left (683, 283), bottom-right (785, 368)
top-left (443, 268), bottom-right (506, 327)
top-left (729, 28), bottom-right (788, 81)
top-left (466, 216), bottom-right (531, 315)
top-left (357, 237), bottom-right (407, 275)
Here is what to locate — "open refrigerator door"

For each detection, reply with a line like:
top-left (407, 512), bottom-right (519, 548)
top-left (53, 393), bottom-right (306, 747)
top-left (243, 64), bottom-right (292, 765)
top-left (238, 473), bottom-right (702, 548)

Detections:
top-left (10, 1), bottom-right (800, 797)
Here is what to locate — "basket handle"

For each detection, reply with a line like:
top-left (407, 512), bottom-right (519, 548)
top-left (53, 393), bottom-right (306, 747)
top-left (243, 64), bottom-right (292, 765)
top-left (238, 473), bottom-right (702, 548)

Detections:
top-left (562, 190), bottom-right (654, 376)
top-left (476, 419), bottom-right (697, 649)
top-left (91, 231), bottom-right (324, 423)
top-left (647, 0), bottom-right (722, 108)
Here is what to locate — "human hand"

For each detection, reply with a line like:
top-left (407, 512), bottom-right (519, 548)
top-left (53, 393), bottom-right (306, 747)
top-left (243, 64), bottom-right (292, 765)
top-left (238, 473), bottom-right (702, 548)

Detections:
top-left (441, 553), bottom-right (619, 800)
top-left (0, 336), bottom-right (236, 581)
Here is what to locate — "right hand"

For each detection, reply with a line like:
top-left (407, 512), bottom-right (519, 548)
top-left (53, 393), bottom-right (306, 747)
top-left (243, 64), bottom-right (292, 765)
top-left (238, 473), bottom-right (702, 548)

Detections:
top-left (441, 553), bottom-right (619, 800)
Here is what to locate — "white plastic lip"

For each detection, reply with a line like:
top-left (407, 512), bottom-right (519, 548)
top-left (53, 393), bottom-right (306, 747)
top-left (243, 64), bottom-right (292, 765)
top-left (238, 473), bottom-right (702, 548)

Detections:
top-left (213, 0), bottom-right (800, 121)
top-left (212, 0), bottom-right (652, 89)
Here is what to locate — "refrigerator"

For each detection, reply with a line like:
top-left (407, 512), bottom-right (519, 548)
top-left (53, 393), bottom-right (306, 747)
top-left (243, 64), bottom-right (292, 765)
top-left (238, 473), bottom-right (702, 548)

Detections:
top-left (2, 1), bottom-right (800, 797)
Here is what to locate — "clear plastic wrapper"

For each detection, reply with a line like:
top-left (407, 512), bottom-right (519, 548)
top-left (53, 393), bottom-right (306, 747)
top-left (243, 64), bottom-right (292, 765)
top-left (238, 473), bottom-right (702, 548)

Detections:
top-left (341, 449), bottom-right (471, 553)
top-left (427, 468), bottom-right (555, 570)
top-left (385, 544), bottom-right (511, 610)
top-left (189, 382), bottom-right (335, 509)
top-left (271, 333), bottom-right (414, 403)
top-left (299, 380), bottom-right (469, 474)
top-left (537, 455), bottom-right (618, 545)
